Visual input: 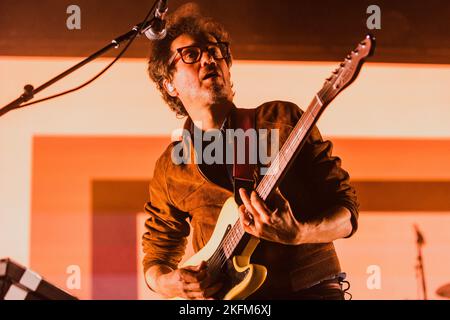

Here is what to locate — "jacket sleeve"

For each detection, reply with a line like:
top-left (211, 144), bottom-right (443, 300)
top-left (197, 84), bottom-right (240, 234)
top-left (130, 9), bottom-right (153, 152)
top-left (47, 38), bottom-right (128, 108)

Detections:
top-left (142, 154), bottom-right (191, 273)
top-left (303, 125), bottom-right (360, 238)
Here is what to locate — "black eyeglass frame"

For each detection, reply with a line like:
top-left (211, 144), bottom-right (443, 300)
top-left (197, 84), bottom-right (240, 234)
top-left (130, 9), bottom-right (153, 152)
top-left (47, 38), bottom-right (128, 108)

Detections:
top-left (168, 42), bottom-right (230, 67)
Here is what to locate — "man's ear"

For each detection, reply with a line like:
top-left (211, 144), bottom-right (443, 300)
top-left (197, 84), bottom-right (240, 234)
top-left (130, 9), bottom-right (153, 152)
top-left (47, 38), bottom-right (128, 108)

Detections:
top-left (163, 79), bottom-right (178, 97)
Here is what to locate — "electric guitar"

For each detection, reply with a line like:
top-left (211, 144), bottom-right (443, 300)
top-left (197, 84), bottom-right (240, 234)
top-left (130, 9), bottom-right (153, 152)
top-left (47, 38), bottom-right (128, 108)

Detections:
top-left (179, 34), bottom-right (376, 300)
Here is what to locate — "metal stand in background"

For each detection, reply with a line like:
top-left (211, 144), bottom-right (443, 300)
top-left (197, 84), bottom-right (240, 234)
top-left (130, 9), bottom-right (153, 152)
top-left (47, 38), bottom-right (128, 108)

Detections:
top-left (414, 224), bottom-right (427, 300)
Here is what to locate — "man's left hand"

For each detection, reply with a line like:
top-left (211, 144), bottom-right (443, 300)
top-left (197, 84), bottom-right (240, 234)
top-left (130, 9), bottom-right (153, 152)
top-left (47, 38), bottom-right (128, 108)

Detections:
top-left (238, 188), bottom-right (307, 245)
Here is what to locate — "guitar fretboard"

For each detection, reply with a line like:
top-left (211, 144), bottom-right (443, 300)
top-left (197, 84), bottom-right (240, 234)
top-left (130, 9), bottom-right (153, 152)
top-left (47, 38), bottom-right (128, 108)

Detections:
top-left (219, 94), bottom-right (328, 260)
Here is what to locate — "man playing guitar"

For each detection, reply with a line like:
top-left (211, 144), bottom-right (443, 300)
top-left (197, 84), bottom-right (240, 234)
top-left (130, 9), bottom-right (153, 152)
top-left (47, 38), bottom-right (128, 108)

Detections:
top-left (142, 5), bottom-right (361, 300)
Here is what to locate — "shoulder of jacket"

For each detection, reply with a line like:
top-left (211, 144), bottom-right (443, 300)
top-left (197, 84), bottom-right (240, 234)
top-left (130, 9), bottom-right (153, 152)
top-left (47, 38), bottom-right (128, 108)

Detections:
top-left (154, 141), bottom-right (179, 171)
top-left (254, 100), bottom-right (304, 126)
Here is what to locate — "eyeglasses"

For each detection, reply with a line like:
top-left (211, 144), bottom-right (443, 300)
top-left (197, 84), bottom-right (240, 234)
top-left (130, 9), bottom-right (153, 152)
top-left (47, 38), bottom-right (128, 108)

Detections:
top-left (168, 42), bottom-right (230, 66)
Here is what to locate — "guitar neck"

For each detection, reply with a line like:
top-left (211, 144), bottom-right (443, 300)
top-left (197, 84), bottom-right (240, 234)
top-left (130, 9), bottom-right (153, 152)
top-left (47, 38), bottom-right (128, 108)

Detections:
top-left (217, 33), bottom-right (375, 268)
top-left (221, 95), bottom-right (328, 259)
top-left (256, 95), bottom-right (327, 200)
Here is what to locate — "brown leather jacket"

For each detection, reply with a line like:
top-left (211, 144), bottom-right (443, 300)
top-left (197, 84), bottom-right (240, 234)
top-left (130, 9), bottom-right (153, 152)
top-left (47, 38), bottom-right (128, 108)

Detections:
top-left (142, 100), bottom-right (359, 294)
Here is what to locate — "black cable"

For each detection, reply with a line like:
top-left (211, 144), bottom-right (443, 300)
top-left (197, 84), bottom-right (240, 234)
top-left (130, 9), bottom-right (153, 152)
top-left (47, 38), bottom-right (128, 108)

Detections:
top-left (18, 2), bottom-right (158, 109)
top-left (341, 280), bottom-right (352, 300)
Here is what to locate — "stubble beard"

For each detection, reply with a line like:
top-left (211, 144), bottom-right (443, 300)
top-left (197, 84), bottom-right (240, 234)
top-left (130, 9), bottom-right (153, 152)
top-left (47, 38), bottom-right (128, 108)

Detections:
top-left (208, 79), bottom-right (233, 105)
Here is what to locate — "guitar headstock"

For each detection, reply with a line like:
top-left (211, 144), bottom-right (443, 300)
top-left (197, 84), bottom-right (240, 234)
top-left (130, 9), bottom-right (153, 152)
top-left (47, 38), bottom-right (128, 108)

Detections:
top-left (319, 34), bottom-right (376, 104)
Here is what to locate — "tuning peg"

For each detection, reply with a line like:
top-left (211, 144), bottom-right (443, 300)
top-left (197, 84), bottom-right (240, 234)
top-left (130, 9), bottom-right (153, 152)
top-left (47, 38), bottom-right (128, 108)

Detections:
top-left (332, 69), bottom-right (339, 74)
top-left (346, 54), bottom-right (352, 60)
top-left (340, 62), bottom-right (345, 67)
top-left (325, 76), bottom-right (332, 81)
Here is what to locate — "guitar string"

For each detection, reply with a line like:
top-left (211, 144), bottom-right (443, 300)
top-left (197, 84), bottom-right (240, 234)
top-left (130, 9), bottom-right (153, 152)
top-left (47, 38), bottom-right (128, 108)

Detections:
top-left (260, 101), bottom-right (323, 198)
top-left (207, 98), bottom-right (324, 271)
top-left (206, 95), bottom-right (326, 271)
top-left (257, 50), bottom-right (367, 198)
top-left (206, 90), bottom-right (329, 271)
top-left (258, 95), bottom-right (323, 199)
top-left (207, 43), bottom-right (368, 270)
top-left (206, 83), bottom-right (336, 271)
top-left (207, 52), bottom-right (368, 270)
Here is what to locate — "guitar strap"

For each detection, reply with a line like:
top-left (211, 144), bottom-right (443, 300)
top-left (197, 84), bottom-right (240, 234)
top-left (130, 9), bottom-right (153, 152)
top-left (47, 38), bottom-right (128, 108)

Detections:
top-left (231, 108), bottom-right (257, 206)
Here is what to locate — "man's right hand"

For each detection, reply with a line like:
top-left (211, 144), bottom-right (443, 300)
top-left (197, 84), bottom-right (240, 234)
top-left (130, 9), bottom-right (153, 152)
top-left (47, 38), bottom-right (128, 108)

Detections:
top-left (148, 261), bottom-right (223, 299)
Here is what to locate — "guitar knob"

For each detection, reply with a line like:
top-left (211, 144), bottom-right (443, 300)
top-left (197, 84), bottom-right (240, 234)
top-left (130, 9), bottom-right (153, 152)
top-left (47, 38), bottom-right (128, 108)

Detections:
top-left (346, 55), bottom-right (352, 60)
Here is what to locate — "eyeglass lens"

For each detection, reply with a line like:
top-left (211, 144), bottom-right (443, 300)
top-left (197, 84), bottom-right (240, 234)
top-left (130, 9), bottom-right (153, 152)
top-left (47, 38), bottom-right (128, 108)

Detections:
top-left (180, 43), bottom-right (227, 64)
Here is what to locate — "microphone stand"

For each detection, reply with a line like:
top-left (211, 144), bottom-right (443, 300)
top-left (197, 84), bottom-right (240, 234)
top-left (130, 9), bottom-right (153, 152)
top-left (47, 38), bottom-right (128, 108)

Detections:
top-left (0, 14), bottom-right (156, 118)
top-left (414, 224), bottom-right (428, 300)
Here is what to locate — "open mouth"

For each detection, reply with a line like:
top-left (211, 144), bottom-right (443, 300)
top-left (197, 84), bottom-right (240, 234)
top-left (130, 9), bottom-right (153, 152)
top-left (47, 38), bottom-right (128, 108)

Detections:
top-left (203, 71), bottom-right (220, 80)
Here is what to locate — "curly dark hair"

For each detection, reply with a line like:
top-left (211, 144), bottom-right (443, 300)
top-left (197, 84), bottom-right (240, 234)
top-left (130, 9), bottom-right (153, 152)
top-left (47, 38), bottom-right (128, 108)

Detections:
top-left (147, 3), bottom-right (233, 117)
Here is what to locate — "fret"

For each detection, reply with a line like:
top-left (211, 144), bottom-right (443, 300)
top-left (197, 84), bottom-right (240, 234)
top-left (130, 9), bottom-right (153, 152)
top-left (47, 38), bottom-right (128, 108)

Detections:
top-left (267, 97), bottom-right (324, 190)
top-left (208, 94), bottom-right (329, 271)
top-left (219, 95), bottom-right (328, 258)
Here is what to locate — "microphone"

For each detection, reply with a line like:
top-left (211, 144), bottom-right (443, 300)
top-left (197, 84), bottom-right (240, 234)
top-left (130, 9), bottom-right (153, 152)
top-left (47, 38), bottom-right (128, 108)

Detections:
top-left (144, 0), bottom-right (169, 40)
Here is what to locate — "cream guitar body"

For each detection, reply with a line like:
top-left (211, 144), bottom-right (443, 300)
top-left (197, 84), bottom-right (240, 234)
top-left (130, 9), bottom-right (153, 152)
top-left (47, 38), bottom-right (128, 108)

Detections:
top-left (180, 197), bottom-right (267, 300)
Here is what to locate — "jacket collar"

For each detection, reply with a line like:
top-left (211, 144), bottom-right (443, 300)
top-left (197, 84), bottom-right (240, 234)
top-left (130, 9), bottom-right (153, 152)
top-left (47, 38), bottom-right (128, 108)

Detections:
top-left (182, 104), bottom-right (238, 135)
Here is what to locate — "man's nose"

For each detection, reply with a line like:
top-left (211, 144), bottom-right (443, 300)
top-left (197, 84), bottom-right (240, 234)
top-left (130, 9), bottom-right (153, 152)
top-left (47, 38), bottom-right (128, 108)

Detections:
top-left (200, 50), bottom-right (216, 67)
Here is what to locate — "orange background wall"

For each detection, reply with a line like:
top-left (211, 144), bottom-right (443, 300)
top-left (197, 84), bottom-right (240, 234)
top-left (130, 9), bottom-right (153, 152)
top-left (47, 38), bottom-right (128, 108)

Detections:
top-left (28, 136), bottom-right (450, 300)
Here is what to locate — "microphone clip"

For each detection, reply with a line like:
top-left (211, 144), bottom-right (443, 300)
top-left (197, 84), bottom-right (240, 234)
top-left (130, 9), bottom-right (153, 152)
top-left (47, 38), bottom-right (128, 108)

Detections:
top-left (144, 0), bottom-right (169, 40)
